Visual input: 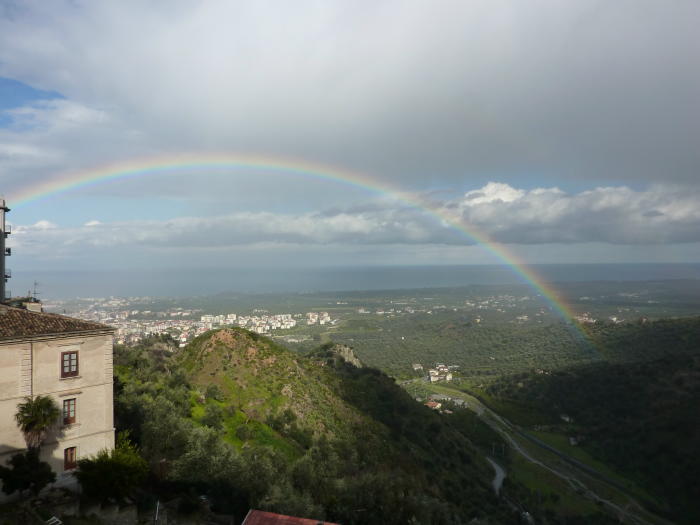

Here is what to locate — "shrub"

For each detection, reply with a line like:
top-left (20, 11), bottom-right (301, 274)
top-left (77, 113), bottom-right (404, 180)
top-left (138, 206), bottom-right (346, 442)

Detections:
top-left (0, 449), bottom-right (55, 496)
top-left (75, 433), bottom-right (148, 503)
top-left (205, 384), bottom-right (224, 401)
top-left (201, 403), bottom-right (224, 430)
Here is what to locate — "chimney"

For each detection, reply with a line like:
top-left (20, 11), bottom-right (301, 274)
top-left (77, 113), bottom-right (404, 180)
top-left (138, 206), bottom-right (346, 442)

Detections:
top-left (0, 198), bottom-right (10, 303)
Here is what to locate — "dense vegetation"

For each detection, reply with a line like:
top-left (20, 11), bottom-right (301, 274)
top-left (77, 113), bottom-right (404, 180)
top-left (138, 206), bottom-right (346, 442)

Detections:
top-left (485, 317), bottom-right (700, 524)
top-left (327, 313), bottom-right (595, 379)
top-left (114, 330), bottom-right (518, 524)
top-left (111, 317), bottom-right (697, 524)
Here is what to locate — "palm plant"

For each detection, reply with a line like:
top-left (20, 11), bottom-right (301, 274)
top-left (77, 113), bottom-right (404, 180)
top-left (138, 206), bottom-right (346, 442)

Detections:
top-left (14, 396), bottom-right (61, 450)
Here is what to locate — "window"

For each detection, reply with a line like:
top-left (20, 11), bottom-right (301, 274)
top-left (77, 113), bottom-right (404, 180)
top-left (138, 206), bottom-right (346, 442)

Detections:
top-left (63, 398), bottom-right (76, 425)
top-left (61, 351), bottom-right (79, 378)
top-left (64, 447), bottom-right (77, 470)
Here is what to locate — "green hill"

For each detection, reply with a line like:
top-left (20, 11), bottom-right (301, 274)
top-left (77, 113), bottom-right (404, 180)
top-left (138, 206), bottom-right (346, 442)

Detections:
top-left (115, 329), bottom-right (515, 524)
top-left (179, 329), bottom-right (371, 451)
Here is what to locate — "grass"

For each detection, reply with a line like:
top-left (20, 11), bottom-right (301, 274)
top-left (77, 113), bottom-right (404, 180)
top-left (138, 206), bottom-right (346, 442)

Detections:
top-left (508, 453), bottom-right (600, 516)
top-left (190, 394), bottom-right (302, 460)
top-left (529, 430), bottom-right (661, 506)
top-left (510, 432), bottom-right (671, 525)
top-left (401, 379), bottom-right (667, 524)
top-left (466, 388), bottom-right (556, 427)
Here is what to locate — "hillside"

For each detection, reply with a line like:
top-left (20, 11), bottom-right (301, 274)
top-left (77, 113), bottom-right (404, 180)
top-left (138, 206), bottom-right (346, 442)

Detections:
top-left (484, 317), bottom-right (700, 524)
top-left (115, 329), bottom-right (518, 524)
top-left (179, 329), bottom-right (369, 445)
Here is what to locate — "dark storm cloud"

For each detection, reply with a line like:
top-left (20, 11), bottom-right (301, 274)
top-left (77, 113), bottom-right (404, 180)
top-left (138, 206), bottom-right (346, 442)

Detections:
top-left (0, 0), bottom-right (698, 195)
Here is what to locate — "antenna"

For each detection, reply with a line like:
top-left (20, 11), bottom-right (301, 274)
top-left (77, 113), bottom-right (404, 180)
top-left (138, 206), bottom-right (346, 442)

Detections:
top-left (0, 198), bottom-right (10, 303)
top-left (32, 281), bottom-right (41, 301)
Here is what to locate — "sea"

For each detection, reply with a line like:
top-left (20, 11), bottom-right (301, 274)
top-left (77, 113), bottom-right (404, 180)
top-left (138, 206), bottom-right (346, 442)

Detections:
top-left (11, 263), bottom-right (700, 299)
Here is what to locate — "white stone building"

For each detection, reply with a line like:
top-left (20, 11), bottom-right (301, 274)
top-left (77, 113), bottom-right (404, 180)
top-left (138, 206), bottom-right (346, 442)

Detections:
top-left (0, 303), bottom-right (115, 499)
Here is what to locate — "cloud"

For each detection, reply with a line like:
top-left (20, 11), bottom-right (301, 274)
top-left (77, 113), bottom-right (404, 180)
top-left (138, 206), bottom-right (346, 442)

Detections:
top-left (0, 0), bottom-right (698, 196)
top-left (445, 184), bottom-right (700, 244)
top-left (1, 2), bottom-right (699, 273)
top-left (462, 183), bottom-right (527, 205)
top-left (9, 184), bottom-right (700, 259)
top-left (17, 220), bottom-right (57, 231)
top-left (4, 99), bottom-right (108, 131)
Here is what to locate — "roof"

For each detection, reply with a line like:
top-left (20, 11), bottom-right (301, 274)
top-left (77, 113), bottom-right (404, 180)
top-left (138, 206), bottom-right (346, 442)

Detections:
top-left (0, 304), bottom-right (113, 341)
top-left (242, 510), bottom-right (340, 525)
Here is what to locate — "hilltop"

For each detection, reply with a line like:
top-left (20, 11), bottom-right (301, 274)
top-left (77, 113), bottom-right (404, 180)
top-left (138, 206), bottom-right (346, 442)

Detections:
top-left (178, 329), bottom-right (369, 445)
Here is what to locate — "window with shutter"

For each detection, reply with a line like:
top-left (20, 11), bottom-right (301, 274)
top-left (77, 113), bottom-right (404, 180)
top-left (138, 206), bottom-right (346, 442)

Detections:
top-left (64, 447), bottom-right (77, 470)
top-left (61, 351), bottom-right (79, 378)
top-left (63, 398), bottom-right (76, 425)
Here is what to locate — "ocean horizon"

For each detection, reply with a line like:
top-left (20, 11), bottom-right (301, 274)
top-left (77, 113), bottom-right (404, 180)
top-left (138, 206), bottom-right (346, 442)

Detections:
top-left (11, 263), bottom-right (700, 299)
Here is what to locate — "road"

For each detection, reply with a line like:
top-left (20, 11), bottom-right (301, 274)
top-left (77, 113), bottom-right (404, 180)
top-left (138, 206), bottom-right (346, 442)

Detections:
top-left (407, 380), bottom-right (672, 525)
top-left (486, 457), bottom-right (506, 496)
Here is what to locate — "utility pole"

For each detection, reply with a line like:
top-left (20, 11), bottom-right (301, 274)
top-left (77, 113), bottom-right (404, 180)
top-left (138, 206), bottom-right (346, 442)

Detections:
top-left (0, 198), bottom-right (10, 302)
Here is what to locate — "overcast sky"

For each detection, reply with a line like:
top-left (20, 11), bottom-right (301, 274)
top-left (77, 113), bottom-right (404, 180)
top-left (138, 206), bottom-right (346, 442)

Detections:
top-left (1, 0), bottom-right (699, 283)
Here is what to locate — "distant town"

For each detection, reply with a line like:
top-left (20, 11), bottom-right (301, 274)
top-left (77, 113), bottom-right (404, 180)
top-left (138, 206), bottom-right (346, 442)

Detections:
top-left (59, 297), bottom-right (336, 347)
top-left (40, 287), bottom-right (644, 351)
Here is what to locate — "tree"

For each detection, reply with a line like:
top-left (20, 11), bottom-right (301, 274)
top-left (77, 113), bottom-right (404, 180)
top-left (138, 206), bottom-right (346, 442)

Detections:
top-left (140, 397), bottom-right (194, 463)
top-left (205, 383), bottom-right (224, 401)
top-left (14, 395), bottom-right (60, 450)
top-left (259, 480), bottom-right (324, 520)
top-left (0, 449), bottom-right (56, 497)
top-left (75, 432), bottom-right (149, 503)
top-left (201, 403), bottom-right (224, 430)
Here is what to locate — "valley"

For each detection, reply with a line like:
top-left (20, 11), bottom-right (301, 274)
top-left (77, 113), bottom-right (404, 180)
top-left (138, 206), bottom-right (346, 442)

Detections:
top-left (46, 279), bottom-right (700, 523)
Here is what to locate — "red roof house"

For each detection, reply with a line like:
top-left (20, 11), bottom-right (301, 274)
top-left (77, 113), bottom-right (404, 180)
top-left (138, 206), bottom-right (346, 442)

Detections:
top-left (242, 509), bottom-right (340, 525)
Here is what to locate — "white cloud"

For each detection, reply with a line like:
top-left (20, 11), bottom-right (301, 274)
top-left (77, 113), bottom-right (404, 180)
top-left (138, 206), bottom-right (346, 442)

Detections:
top-left (462, 182), bottom-right (526, 205)
top-left (23, 220), bottom-right (57, 230)
top-left (4, 99), bottom-right (108, 131)
top-left (445, 183), bottom-right (700, 244)
top-left (8, 183), bottom-right (700, 260)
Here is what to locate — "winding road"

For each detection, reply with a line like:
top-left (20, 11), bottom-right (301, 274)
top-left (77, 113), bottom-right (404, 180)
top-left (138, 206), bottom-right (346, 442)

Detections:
top-left (486, 457), bottom-right (506, 496)
top-left (468, 392), bottom-right (668, 525)
top-left (410, 380), bottom-right (672, 525)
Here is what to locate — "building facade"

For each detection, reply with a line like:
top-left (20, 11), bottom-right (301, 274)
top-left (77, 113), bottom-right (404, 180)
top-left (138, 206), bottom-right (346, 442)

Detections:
top-left (0, 303), bottom-right (115, 496)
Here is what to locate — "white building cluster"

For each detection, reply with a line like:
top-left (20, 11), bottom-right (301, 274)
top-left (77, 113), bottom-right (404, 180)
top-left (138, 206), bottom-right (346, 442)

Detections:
top-left (306, 311), bottom-right (331, 325)
top-left (235, 313), bottom-right (297, 334)
top-left (70, 302), bottom-right (338, 347)
top-left (428, 363), bottom-right (453, 383)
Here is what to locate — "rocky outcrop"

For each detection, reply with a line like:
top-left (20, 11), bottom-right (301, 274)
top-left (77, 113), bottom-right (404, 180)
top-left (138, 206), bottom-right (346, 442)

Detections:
top-left (330, 344), bottom-right (363, 368)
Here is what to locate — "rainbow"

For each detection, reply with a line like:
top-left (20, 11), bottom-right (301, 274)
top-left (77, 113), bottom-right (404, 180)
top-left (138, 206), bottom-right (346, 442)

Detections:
top-left (10, 152), bottom-right (587, 338)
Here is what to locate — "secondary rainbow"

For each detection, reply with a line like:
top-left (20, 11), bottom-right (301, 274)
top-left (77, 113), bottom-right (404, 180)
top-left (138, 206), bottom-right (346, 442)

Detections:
top-left (10, 152), bottom-right (586, 334)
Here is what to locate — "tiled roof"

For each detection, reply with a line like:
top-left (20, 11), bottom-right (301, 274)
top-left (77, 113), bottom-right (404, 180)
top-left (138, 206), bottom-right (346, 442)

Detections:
top-left (242, 510), bottom-right (339, 525)
top-left (0, 305), bottom-right (113, 340)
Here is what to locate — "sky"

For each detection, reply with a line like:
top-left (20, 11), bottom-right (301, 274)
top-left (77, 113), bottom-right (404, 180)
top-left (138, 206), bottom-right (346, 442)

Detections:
top-left (1, 0), bottom-right (699, 291)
